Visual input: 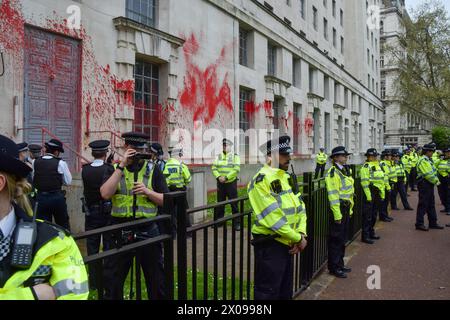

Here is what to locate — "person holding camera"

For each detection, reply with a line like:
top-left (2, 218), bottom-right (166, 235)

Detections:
top-left (81, 140), bottom-right (115, 292)
top-left (0, 134), bottom-right (88, 300)
top-left (100, 132), bottom-right (168, 300)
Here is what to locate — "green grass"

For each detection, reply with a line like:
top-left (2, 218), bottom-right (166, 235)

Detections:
top-left (88, 265), bottom-right (254, 300)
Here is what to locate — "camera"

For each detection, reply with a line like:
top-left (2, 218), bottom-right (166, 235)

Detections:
top-left (132, 153), bottom-right (152, 160)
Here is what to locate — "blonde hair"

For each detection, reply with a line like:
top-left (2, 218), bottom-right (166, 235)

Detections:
top-left (1, 172), bottom-right (33, 216)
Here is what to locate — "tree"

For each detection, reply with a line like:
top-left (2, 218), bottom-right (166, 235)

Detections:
top-left (387, 0), bottom-right (450, 125)
top-left (432, 126), bottom-right (450, 149)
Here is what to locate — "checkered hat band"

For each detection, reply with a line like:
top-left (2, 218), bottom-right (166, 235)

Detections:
top-left (270, 142), bottom-right (290, 152)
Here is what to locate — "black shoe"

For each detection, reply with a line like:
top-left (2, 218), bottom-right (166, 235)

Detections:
top-left (329, 269), bottom-right (347, 278)
top-left (440, 209), bottom-right (447, 213)
top-left (429, 224), bottom-right (444, 230)
top-left (446, 224), bottom-right (450, 228)
top-left (380, 218), bottom-right (392, 222)
top-left (411, 189), bottom-right (418, 191)
top-left (446, 212), bottom-right (450, 216)
top-left (370, 234), bottom-right (380, 240)
top-left (362, 238), bottom-right (375, 244)
top-left (404, 207), bottom-right (414, 211)
top-left (340, 266), bottom-right (352, 273)
top-left (415, 225), bottom-right (429, 231)
top-left (391, 207), bottom-right (400, 211)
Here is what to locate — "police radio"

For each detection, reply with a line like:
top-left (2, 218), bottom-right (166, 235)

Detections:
top-left (11, 203), bottom-right (38, 269)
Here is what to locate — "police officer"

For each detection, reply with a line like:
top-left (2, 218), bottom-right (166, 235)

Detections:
top-left (212, 138), bottom-right (241, 230)
top-left (415, 143), bottom-right (444, 231)
top-left (0, 134), bottom-right (88, 300)
top-left (21, 144), bottom-right (41, 208)
top-left (436, 147), bottom-right (450, 215)
top-left (360, 148), bottom-right (385, 244)
top-left (163, 147), bottom-right (192, 230)
top-left (247, 136), bottom-right (307, 300)
top-left (401, 148), bottom-right (412, 193)
top-left (81, 140), bottom-right (115, 291)
top-left (33, 139), bottom-right (72, 230)
top-left (150, 143), bottom-right (166, 172)
top-left (409, 146), bottom-right (419, 191)
top-left (391, 152), bottom-right (413, 210)
top-left (314, 147), bottom-right (328, 179)
top-left (100, 132), bottom-right (168, 300)
top-left (379, 150), bottom-right (394, 222)
top-left (325, 146), bottom-right (354, 278)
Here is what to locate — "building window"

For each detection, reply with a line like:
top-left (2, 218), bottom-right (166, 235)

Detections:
top-left (371, 31), bottom-right (374, 47)
top-left (293, 57), bottom-right (301, 88)
top-left (372, 54), bottom-right (374, 69)
top-left (381, 81), bottom-right (385, 99)
top-left (267, 43), bottom-right (277, 76)
top-left (324, 75), bottom-right (330, 100)
top-left (372, 78), bottom-right (375, 92)
top-left (286, 0), bottom-right (291, 6)
top-left (367, 49), bottom-right (370, 64)
top-left (375, 38), bottom-right (378, 51)
top-left (376, 82), bottom-right (379, 95)
top-left (323, 18), bottom-right (328, 39)
top-left (334, 82), bottom-right (340, 104)
top-left (293, 103), bottom-right (302, 153)
top-left (239, 88), bottom-right (253, 156)
top-left (300, 0), bottom-right (306, 19)
top-left (134, 60), bottom-right (159, 143)
top-left (126, 0), bottom-right (157, 27)
top-left (344, 88), bottom-right (349, 108)
top-left (368, 74), bottom-right (371, 89)
top-left (340, 9), bottom-right (343, 26)
top-left (332, 0), bottom-right (336, 17)
top-left (239, 28), bottom-right (248, 67)
top-left (380, 55), bottom-right (384, 67)
top-left (309, 65), bottom-right (317, 93)
top-left (367, 26), bottom-right (369, 40)
top-left (273, 99), bottom-right (283, 130)
top-left (341, 36), bottom-right (344, 54)
top-left (332, 28), bottom-right (337, 48)
top-left (323, 0), bottom-right (327, 8)
top-left (313, 6), bottom-right (318, 31)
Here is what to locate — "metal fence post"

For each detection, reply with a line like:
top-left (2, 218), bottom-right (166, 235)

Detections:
top-left (175, 192), bottom-right (188, 300)
top-left (300, 171), bottom-right (315, 285)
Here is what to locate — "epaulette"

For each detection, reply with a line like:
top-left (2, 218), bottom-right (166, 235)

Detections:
top-left (330, 167), bottom-right (335, 177)
top-left (39, 220), bottom-right (71, 237)
top-left (255, 173), bottom-right (265, 183)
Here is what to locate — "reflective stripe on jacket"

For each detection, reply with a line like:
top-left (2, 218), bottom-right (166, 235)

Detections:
top-left (325, 165), bottom-right (355, 221)
top-left (212, 152), bottom-right (240, 183)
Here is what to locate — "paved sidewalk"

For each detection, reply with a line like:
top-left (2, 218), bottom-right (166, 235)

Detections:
top-left (299, 189), bottom-right (450, 300)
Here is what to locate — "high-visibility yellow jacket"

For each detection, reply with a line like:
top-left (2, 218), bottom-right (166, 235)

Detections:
top-left (395, 161), bottom-right (406, 180)
top-left (247, 164), bottom-right (307, 247)
top-left (432, 151), bottom-right (441, 165)
top-left (417, 156), bottom-right (440, 185)
top-left (163, 158), bottom-right (191, 188)
top-left (379, 160), bottom-right (394, 188)
top-left (437, 158), bottom-right (449, 178)
top-left (316, 152), bottom-right (328, 165)
top-left (401, 155), bottom-right (412, 173)
top-left (212, 152), bottom-right (240, 183)
top-left (111, 162), bottom-right (157, 219)
top-left (324, 164), bottom-right (355, 221)
top-left (0, 205), bottom-right (88, 300)
top-left (410, 152), bottom-right (419, 168)
top-left (360, 161), bottom-right (386, 200)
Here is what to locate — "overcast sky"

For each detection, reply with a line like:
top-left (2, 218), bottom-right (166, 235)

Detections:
top-left (405, 0), bottom-right (450, 15)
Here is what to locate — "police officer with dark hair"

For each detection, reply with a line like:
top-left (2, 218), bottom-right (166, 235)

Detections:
top-left (100, 132), bottom-right (168, 300)
top-left (33, 139), bottom-right (72, 230)
top-left (81, 140), bottom-right (115, 291)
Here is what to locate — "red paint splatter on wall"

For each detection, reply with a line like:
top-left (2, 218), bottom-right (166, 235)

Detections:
top-left (179, 34), bottom-right (233, 125)
top-left (244, 100), bottom-right (274, 123)
top-left (0, 0), bottom-right (25, 53)
top-left (294, 115), bottom-right (302, 136)
top-left (284, 111), bottom-right (293, 129)
top-left (304, 117), bottom-right (314, 136)
top-left (110, 77), bottom-right (135, 106)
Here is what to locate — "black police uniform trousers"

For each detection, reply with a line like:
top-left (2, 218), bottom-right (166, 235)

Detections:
top-left (85, 204), bottom-right (112, 290)
top-left (328, 202), bottom-right (350, 272)
top-left (380, 185), bottom-right (392, 220)
top-left (437, 175), bottom-right (450, 212)
top-left (391, 178), bottom-right (410, 209)
top-left (215, 180), bottom-right (239, 222)
top-left (416, 179), bottom-right (438, 227)
top-left (36, 190), bottom-right (70, 230)
top-left (362, 186), bottom-right (383, 240)
top-left (409, 167), bottom-right (417, 190)
top-left (168, 186), bottom-right (191, 229)
top-left (104, 217), bottom-right (166, 300)
top-left (314, 163), bottom-right (326, 179)
top-left (253, 237), bottom-right (293, 300)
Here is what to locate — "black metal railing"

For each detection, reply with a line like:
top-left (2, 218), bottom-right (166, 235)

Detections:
top-left (76, 165), bottom-right (363, 300)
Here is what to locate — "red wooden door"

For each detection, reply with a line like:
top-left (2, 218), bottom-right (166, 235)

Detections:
top-left (23, 26), bottom-right (81, 170)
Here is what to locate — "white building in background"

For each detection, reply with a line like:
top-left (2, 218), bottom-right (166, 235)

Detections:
top-left (380, 0), bottom-right (435, 146)
top-left (0, 0), bottom-right (384, 230)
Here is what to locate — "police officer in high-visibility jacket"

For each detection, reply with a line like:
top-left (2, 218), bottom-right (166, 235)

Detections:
top-left (436, 147), bottom-right (450, 215)
top-left (415, 143), bottom-right (444, 231)
top-left (314, 148), bottom-right (328, 179)
top-left (360, 149), bottom-right (385, 244)
top-left (325, 146), bottom-right (354, 279)
top-left (0, 135), bottom-right (88, 300)
top-left (401, 148), bottom-right (412, 193)
top-left (409, 146), bottom-right (419, 191)
top-left (100, 132), bottom-right (168, 300)
top-left (390, 152), bottom-right (413, 210)
top-left (212, 138), bottom-right (241, 230)
top-left (163, 148), bottom-right (192, 230)
top-left (248, 136), bottom-right (307, 300)
top-left (379, 151), bottom-right (394, 222)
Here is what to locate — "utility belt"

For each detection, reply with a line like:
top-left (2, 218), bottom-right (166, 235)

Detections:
top-left (37, 189), bottom-right (65, 196)
top-left (84, 200), bottom-right (112, 217)
top-left (109, 217), bottom-right (160, 248)
top-left (250, 233), bottom-right (280, 247)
